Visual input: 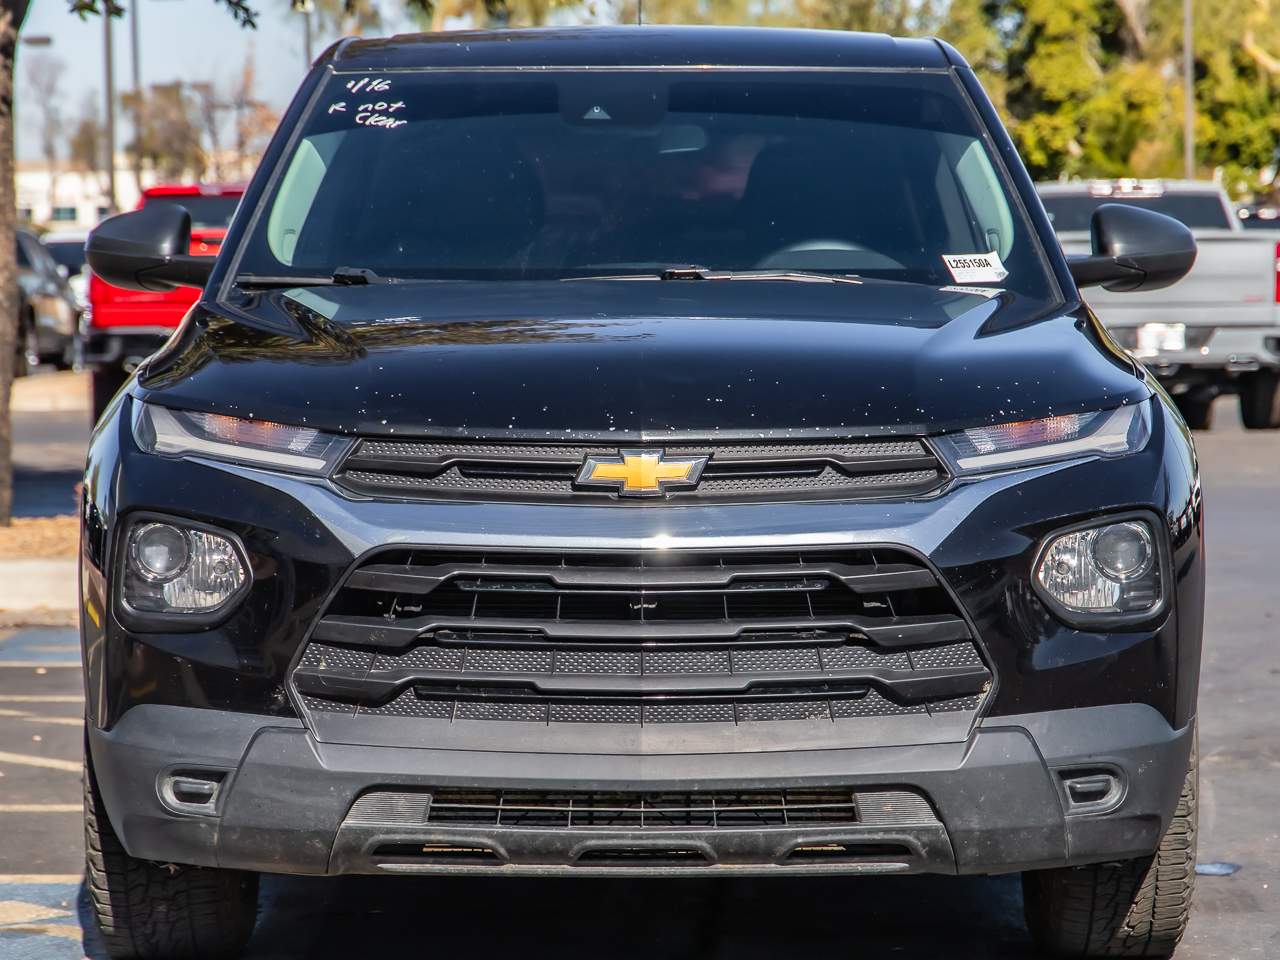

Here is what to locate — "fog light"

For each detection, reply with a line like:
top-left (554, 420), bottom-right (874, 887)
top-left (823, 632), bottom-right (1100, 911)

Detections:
top-left (130, 523), bottom-right (190, 582)
top-left (124, 520), bottom-right (248, 615)
top-left (1091, 522), bottom-right (1153, 581)
top-left (1035, 519), bottom-right (1162, 621)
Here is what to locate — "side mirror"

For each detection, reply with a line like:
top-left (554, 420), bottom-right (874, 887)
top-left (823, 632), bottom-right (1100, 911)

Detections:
top-left (1067, 203), bottom-right (1196, 293)
top-left (86, 205), bottom-right (215, 292)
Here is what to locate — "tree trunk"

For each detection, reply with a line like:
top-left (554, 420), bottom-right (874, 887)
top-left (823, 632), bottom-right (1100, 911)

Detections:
top-left (0, 1), bottom-right (31, 526)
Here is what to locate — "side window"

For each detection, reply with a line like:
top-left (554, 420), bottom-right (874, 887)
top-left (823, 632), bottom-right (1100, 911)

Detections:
top-left (15, 235), bottom-right (33, 269)
top-left (267, 131), bottom-right (344, 265)
top-left (953, 140), bottom-right (1016, 259)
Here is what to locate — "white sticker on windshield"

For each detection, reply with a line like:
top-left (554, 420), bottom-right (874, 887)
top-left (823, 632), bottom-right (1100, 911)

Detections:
top-left (941, 285), bottom-right (1003, 299)
top-left (942, 251), bottom-right (1009, 284)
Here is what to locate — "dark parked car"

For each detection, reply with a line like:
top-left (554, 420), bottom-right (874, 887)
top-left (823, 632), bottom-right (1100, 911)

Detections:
top-left (16, 227), bottom-right (79, 374)
top-left (81, 27), bottom-right (1203, 960)
top-left (42, 228), bottom-right (90, 310)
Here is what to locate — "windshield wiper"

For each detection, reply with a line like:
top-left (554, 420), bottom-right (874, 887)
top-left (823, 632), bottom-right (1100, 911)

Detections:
top-left (234, 267), bottom-right (393, 289)
top-left (566, 265), bottom-right (863, 284)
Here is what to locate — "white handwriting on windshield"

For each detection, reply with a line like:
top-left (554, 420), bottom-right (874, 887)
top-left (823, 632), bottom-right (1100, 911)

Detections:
top-left (326, 78), bottom-right (408, 129)
top-left (345, 76), bottom-right (391, 94)
top-left (355, 100), bottom-right (407, 129)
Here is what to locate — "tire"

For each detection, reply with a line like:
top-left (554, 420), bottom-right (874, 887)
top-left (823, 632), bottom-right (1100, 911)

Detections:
top-left (91, 364), bottom-right (130, 424)
top-left (14, 310), bottom-right (39, 378)
top-left (84, 749), bottom-right (259, 959)
top-left (1022, 731), bottom-right (1197, 958)
top-left (1171, 392), bottom-right (1213, 431)
top-left (1238, 371), bottom-right (1280, 429)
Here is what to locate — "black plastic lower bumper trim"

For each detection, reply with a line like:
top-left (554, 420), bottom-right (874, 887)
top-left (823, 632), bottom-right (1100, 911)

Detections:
top-left (86, 702), bottom-right (1193, 878)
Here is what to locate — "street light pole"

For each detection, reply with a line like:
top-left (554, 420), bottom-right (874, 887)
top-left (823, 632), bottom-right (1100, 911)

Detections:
top-left (103, 10), bottom-right (118, 213)
top-left (1182, 0), bottom-right (1194, 179)
top-left (130, 0), bottom-right (145, 195)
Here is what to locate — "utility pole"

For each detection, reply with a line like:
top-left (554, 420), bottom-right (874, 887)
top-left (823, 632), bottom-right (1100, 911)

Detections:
top-left (1182, 0), bottom-right (1194, 179)
top-left (131, 0), bottom-right (145, 194)
top-left (293, 0), bottom-right (314, 65)
top-left (104, 10), bottom-right (118, 213)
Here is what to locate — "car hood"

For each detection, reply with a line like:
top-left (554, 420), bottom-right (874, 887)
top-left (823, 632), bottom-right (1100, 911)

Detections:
top-left (137, 280), bottom-right (1146, 439)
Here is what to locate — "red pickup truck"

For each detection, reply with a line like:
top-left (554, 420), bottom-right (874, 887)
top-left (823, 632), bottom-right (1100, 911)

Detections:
top-left (87, 184), bottom-right (243, 419)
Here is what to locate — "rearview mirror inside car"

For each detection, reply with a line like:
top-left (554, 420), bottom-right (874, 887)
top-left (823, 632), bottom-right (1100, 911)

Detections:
top-left (86, 205), bottom-right (215, 292)
top-left (1067, 202), bottom-right (1197, 293)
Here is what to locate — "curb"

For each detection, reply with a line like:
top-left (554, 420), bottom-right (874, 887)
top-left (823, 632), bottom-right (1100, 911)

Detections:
top-left (0, 558), bottom-right (78, 617)
top-left (0, 610), bottom-right (78, 628)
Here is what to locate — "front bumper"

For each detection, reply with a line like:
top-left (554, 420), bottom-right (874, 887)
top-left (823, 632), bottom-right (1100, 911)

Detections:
top-left (81, 394), bottom-right (1205, 878)
top-left (88, 701), bottom-right (1193, 877)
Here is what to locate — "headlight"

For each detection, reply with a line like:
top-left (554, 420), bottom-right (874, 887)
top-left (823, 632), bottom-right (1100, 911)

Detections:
top-left (133, 401), bottom-right (352, 475)
top-left (1033, 517), bottom-right (1164, 624)
top-left (933, 402), bottom-right (1150, 476)
top-left (122, 519), bottom-right (250, 616)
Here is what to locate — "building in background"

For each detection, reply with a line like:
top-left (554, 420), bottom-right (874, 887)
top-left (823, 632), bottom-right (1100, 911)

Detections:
top-left (16, 157), bottom-right (153, 230)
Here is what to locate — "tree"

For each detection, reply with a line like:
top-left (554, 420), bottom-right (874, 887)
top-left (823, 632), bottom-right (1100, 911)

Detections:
top-left (0, 0), bottom-right (36, 525)
top-left (22, 52), bottom-right (64, 212)
top-left (67, 92), bottom-right (104, 180)
top-left (122, 81), bottom-right (206, 181)
top-left (189, 81), bottom-right (226, 180)
top-left (227, 51), bottom-right (279, 180)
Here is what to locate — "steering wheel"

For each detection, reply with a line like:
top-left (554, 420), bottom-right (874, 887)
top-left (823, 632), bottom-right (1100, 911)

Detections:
top-left (756, 240), bottom-right (905, 271)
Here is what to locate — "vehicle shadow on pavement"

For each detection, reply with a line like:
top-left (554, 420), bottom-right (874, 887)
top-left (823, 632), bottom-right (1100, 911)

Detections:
top-left (227, 873), bottom-right (1045, 959)
top-left (66, 872), bottom-right (1052, 959)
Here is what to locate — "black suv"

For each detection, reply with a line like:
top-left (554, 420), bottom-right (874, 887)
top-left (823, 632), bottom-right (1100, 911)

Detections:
top-left (81, 27), bottom-right (1203, 960)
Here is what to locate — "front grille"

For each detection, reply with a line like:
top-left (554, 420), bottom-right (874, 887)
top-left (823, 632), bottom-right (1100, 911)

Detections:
top-left (334, 438), bottom-right (947, 503)
top-left (292, 546), bottom-right (990, 727)
top-left (345, 786), bottom-right (940, 830)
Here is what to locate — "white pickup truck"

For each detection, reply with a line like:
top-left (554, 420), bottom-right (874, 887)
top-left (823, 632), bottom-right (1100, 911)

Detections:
top-left (1038, 179), bottom-right (1280, 429)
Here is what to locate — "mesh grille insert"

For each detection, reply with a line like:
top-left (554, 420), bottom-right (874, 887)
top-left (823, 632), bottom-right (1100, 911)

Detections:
top-left (345, 786), bottom-right (940, 830)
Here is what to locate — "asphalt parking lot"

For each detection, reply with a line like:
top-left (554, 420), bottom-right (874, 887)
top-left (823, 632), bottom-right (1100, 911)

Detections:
top-left (0, 385), bottom-right (1275, 959)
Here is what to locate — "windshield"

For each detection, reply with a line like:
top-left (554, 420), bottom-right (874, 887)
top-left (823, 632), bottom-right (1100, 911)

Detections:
top-left (46, 240), bottom-right (87, 275)
top-left (1041, 193), bottom-right (1233, 232)
top-left (144, 194), bottom-right (240, 231)
top-left (236, 70), bottom-right (1054, 299)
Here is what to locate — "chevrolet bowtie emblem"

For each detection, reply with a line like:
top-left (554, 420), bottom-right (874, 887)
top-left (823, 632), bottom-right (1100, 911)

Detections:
top-left (576, 449), bottom-right (708, 498)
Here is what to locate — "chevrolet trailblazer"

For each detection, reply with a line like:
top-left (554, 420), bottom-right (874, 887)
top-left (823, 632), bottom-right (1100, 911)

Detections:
top-left (80, 27), bottom-right (1204, 959)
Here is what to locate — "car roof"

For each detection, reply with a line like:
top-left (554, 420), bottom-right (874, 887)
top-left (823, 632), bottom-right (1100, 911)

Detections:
top-left (42, 230), bottom-right (88, 244)
top-left (325, 26), bottom-right (956, 72)
top-left (143, 184), bottom-right (246, 198)
top-left (1035, 179), bottom-right (1225, 196)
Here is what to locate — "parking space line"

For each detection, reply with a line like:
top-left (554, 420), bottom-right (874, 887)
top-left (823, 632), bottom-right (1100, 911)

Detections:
top-left (0, 875), bottom-right (82, 884)
top-left (0, 804), bottom-right (81, 813)
top-left (0, 662), bottom-right (81, 669)
top-left (1, 922), bottom-right (83, 941)
top-left (0, 750), bottom-right (81, 773)
top-left (0, 695), bottom-right (83, 703)
top-left (0, 900), bottom-right (73, 923)
top-left (0, 708), bottom-right (84, 727)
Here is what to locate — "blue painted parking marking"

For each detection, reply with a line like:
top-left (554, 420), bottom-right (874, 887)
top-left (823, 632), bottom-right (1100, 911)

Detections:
top-left (0, 630), bottom-right (80, 667)
top-left (0, 878), bottom-right (86, 959)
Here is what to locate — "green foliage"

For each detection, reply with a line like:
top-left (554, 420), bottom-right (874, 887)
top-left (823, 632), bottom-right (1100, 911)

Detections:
top-left (943, 0), bottom-right (1280, 197)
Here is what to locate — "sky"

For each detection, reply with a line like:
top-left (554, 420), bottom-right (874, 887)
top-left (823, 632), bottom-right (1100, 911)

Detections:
top-left (15, 0), bottom-right (419, 161)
